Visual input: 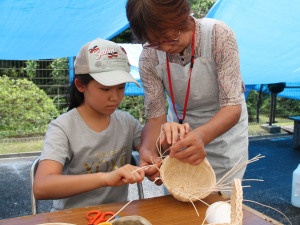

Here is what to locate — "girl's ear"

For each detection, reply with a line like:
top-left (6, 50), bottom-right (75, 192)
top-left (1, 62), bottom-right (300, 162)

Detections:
top-left (74, 78), bottom-right (85, 93)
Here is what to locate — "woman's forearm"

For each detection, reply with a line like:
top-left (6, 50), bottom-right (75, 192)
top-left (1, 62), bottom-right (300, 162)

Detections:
top-left (195, 104), bottom-right (242, 146)
top-left (140, 114), bottom-right (167, 154)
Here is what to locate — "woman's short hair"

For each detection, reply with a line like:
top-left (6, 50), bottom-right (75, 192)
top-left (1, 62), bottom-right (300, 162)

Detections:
top-left (126, 0), bottom-right (191, 42)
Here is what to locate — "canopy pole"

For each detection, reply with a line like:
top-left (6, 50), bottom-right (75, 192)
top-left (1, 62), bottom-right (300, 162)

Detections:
top-left (256, 84), bottom-right (264, 123)
top-left (68, 57), bottom-right (75, 85)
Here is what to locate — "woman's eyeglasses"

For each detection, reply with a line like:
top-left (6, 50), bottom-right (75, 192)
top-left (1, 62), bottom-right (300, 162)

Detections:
top-left (143, 31), bottom-right (180, 49)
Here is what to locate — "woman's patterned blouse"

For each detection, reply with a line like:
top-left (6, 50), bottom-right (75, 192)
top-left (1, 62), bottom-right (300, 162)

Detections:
top-left (139, 17), bottom-right (246, 119)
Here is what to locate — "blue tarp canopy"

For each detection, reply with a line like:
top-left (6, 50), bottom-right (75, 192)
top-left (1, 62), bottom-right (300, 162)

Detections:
top-left (0, 0), bottom-right (129, 60)
top-left (0, 0), bottom-right (299, 98)
top-left (0, 0), bottom-right (144, 95)
top-left (206, 0), bottom-right (300, 100)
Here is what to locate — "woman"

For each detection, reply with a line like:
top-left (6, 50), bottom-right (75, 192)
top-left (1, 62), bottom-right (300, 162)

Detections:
top-left (126, 0), bottom-right (248, 191)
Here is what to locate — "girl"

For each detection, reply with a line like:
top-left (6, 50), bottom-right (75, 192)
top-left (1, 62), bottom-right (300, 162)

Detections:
top-left (33, 38), bottom-right (145, 211)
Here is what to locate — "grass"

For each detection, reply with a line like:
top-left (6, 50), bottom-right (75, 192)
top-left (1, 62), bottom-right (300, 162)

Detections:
top-left (0, 117), bottom-right (294, 155)
top-left (0, 140), bottom-right (43, 154)
top-left (248, 115), bottom-right (294, 136)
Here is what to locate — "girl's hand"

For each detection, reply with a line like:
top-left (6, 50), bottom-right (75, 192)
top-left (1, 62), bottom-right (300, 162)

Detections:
top-left (169, 130), bottom-right (207, 165)
top-left (160, 122), bottom-right (190, 146)
top-left (104, 164), bottom-right (145, 186)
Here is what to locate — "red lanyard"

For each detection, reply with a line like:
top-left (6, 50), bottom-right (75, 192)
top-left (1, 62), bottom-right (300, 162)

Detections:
top-left (166, 30), bottom-right (195, 124)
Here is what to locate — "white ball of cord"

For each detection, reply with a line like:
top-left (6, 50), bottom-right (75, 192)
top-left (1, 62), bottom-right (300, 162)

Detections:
top-left (205, 201), bottom-right (231, 224)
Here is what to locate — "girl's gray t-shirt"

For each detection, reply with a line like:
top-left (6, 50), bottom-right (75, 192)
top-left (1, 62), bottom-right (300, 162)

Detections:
top-left (40, 108), bottom-right (142, 211)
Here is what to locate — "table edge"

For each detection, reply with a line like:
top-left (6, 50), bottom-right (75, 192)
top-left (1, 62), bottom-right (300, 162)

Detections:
top-left (242, 204), bottom-right (284, 225)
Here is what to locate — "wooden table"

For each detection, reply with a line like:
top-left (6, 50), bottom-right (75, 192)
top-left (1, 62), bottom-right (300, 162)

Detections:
top-left (0, 194), bottom-right (283, 225)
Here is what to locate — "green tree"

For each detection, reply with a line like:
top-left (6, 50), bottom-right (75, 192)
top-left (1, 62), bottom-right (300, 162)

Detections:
top-left (262, 96), bottom-right (300, 119)
top-left (48, 58), bottom-right (69, 112)
top-left (246, 90), bottom-right (259, 122)
top-left (118, 96), bottom-right (145, 124)
top-left (0, 75), bottom-right (59, 138)
top-left (21, 60), bottom-right (39, 80)
top-left (190, 0), bottom-right (216, 18)
top-left (110, 29), bottom-right (134, 43)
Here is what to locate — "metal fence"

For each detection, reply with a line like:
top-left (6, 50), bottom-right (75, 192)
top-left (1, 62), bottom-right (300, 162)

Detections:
top-left (0, 59), bottom-right (70, 139)
top-left (0, 59), bottom-right (300, 141)
top-left (0, 59), bottom-right (70, 109)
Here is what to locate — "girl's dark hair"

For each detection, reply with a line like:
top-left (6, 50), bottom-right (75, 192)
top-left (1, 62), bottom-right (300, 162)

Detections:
top-left (126, 0), bottom-right (191, 42)
top-left (67, 74), bottom-right (94, 111)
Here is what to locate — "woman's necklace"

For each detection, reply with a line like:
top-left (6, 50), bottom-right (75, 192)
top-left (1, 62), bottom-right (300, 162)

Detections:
top-left (166, 29), bottom-right (195, 124)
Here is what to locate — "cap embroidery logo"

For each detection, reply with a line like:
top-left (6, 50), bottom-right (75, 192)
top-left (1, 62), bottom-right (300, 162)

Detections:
top-left (89, 47), bottom-right (124, 60)
top-left (89, 45), bottom-right (99, 53)
top-left (108, 51), bottom-right (118, 58)
top-left (120, 46), bottom-right (127, 54)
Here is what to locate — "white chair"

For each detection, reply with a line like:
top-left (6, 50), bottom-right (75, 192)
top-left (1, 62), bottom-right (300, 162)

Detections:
top-left (30, 155), bottom-right (40, 215)
top-left (30, 152), bottom-right (144, 215)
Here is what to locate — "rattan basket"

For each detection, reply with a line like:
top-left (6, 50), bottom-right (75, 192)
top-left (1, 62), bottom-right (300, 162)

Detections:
top-left (160, 156), bottom-right (216, 202)
top-left (229, 179), bottom-right (243, 225)
top-left (37, 223), bottom-right (76, 225)
top-left (111, 216), bottom-right (152, 225)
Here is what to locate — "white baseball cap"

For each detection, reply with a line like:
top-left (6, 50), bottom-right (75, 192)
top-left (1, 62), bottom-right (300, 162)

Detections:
top-left (74, 38), bottom-right (140, 87)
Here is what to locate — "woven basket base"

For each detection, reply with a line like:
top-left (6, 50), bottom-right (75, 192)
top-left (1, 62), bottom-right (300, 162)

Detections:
top-left (111, 216), bottom-right (152, 225)
top-left (160, 157), bottom-right (216, 202)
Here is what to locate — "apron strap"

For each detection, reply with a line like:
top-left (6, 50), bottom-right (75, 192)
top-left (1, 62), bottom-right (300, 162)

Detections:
top-left (200, 18), bottom-right (216, 58)
top-left (156, 50), bottom-right (167, 68)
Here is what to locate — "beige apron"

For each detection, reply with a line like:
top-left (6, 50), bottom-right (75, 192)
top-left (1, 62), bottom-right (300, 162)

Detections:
top-left (155, 18), bottom-right (249, 186)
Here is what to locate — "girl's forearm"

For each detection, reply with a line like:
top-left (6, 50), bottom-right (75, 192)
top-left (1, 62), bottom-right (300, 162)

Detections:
top-left (33, 173), bottom-right (106, 200)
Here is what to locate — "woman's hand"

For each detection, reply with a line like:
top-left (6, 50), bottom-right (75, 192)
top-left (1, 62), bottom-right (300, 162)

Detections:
top-left (104, 164), bottom-right (145, 186)
top-left (160, 122), bottom-right (190, 146)
top-left (169, 129), bottom-right (207, 165)
top-left (137, 122), bottom-right (190, 184)
top-left (167, 105), bottom-right (242, 165)
top-left (139, 148), bottom-right (162, 185)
